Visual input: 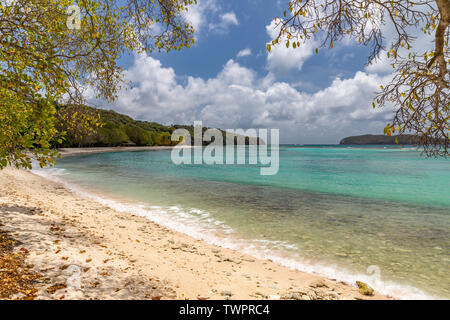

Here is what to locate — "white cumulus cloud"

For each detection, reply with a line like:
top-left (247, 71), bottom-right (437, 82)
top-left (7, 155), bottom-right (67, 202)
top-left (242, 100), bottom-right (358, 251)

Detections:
top-left (209, 12), bottom-right (239, 34)
top-left (237, 48), bottom-right (252, 58)
top-left (102, 52), bottom-right (394, 144)
top-left (184, 0), bottom-right (219, 33)
top-left (265, 20), bottom-right (318, 75)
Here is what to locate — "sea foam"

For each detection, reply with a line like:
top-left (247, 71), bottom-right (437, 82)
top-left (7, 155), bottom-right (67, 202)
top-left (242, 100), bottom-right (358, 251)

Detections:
top-left (32, 166), bottom-right (437, 300)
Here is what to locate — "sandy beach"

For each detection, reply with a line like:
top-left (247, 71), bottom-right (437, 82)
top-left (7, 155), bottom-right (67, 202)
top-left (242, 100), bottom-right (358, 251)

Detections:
top-left (57, 146), bottom-right (181, 157)
top-left (0, 160), bottom-right (389, 300)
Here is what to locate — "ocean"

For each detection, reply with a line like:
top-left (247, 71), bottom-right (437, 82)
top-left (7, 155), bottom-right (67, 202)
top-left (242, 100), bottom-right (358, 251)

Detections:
top-left (35, 145), bottom-right (450, 299)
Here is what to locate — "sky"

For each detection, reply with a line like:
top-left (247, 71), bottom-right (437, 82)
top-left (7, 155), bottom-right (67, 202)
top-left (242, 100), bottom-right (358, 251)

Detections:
top-left (93, 0), bottom-right (423, 144)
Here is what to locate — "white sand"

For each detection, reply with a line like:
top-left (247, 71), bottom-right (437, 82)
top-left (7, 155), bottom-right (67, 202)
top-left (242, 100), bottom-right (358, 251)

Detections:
top-left (0, 168), bottom-right (389, 300)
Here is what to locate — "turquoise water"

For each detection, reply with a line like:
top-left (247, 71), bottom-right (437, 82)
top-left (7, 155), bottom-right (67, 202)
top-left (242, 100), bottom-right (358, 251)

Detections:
top-left (43, 146), bottom-right (450, 298)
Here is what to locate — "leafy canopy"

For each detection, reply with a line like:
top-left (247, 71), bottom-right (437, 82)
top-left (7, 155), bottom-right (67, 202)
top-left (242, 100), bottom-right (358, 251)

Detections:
top-left (0, 0), bottom-right (196, 169)
top-left (54, 105), bottom-right (181, 147)
top-left (271, 0), bottom-right (449, 156)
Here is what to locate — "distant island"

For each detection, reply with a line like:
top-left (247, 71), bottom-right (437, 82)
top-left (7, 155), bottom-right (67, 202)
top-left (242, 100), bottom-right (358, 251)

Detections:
top-left (340, 134), bottom-right (418, 145)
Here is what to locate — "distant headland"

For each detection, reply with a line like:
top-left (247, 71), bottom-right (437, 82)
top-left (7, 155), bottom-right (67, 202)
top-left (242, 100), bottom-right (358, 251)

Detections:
top-left (340, 134), bottom-right (418, 145)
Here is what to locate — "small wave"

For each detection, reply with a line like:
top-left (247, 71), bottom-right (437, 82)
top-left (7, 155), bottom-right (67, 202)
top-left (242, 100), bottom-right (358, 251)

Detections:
top-left (32, 167), bottom-right (437, 300)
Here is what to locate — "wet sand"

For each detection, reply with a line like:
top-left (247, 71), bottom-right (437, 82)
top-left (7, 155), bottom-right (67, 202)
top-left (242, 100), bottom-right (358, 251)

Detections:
top-left (0, 168), bottom-right (389, 300)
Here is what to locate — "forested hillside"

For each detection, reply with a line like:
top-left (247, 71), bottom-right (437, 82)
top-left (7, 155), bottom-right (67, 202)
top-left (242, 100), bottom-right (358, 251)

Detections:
top-left (339, 134), bottom-right (418, 145)
top-left (55, 105), bottom-right (262, 147)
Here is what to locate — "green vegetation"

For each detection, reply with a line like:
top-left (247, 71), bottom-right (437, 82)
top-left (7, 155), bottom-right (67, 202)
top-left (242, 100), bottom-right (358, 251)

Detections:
top-left (340, 134), bottom-right (418, 145)
top-left (274, 0), bottom-right (449, 156)
top-left (55, 105), bottom-right (181, 147)
top-left (0, 0), bottom-right (195, 169)
top-left (55, 105), bottom-right (263, 147)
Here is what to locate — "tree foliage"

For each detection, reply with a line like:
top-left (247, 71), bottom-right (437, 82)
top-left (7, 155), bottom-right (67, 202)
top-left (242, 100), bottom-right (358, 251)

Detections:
top-left (271, 0), bottom-right (449, 156)
top-left (54, 105), bottom-right (262, 148)
top-left (0, 0), bottom-right (196, 169)
top-left (54, 106), bottom-right (181, 147)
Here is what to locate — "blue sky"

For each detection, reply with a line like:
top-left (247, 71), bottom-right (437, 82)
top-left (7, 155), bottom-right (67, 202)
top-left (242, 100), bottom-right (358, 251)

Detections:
top-left (99, 0), bottom-right (403, 144)
top-left (151, 0), bottom-right (371, 90)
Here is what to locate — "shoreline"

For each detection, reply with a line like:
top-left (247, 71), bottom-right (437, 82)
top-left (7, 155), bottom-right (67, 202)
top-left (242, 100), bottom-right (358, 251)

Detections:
top-left (57, 146), bottom-right (190, 157)
top-left (0, 168), bottom-right (390, 300)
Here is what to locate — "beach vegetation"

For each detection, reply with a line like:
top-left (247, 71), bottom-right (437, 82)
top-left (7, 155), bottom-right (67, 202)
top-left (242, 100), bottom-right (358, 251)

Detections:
top-left (54, 105), bottom-right (181, 147)
top-left (0, 0), bottom-right (196, 169)
top-left (54, 105), bottom-right (263, 148)
top-left (272, 0), bottom-right (449, 156)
